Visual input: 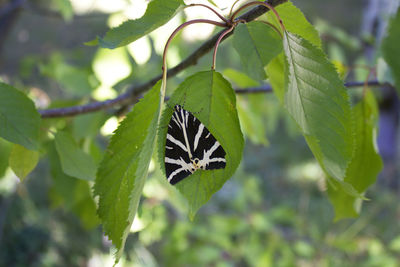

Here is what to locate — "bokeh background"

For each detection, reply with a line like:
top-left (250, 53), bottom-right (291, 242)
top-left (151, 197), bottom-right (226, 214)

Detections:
top-left (1, 0), bottom-right (400, 266)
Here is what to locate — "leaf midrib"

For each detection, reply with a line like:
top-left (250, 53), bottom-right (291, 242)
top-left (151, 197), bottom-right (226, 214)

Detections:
top-left (285, 32), bottom-right (308, 129)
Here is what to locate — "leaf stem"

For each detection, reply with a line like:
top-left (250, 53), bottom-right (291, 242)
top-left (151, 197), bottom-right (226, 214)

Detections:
top-left (257, 20), bottom-right (283, 38)
top-left (211, 26), bottom-right (235, 70)
top-left (230, 1), bottom-right (285, 31)
top-left (38, 0), bottom-right (289, 118)
top-left (161, 19), bottom-right (227, 100)
top-left (362, 67), bottom-right (377, 97)
top-left (186, 3), bottom-right (229, 24)
top-left (162, 19), bottom-right (227, 74)
top-left (229, 0), bottom-right (242, 18)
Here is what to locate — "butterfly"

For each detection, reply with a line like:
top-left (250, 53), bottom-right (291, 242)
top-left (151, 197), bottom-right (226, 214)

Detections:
top-left (165, 105), bottom-right (226, 185)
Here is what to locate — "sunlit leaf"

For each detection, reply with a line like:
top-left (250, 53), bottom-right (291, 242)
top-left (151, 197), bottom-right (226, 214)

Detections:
top-left (94, 81), bottom-right (162, 262)
top-left (233, 21), bottom-right (282, 80)
top-left (88, 0), bottom-right (184, 48)
top-left (0, 82), bottom-right (41, 150)
top-left (382, 8), bottom-right (400, 94)
top-left (266, 0), bottom-right (321, 47)
top-left (223, 68), bottom-right (259, 88)
top-left (265, 0), bottom-right (321, 103)
top-left (328, 90), bottom-right (383, 220)
top-left (283, 31), bottom-right (354, 181)
top-left (389, 236), bottom-right (400, 252)
top-left (265, 53), bottom-right (285, 103)
top-left (223, 69), bottom-right (268, 145)
top-left (158, 71), bottom-right (244, 218)
top-left (92, 47), bottom-right (131, 87)
top-left (55, 131), bottom-right (97, 181)
top-left (237, 95), bottom-right (269, 146)
top-left (52, 0), bottom-right (74, 22)
top-left (9, 144), bottom-right (39, 181)
top-left (376, 57), bottom-right (395, 86)
top-left (206, 0), bottom-right (218, 8)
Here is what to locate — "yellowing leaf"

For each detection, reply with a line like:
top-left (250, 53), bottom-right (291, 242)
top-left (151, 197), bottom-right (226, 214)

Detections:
top-left (0, 139), bottom-right (12, 178)
top-left (9, 144), bottom-right (39, 180)
top-left (266, 53), bottom-right (285, 104)
top-left (328, 90), bottom-right (383, 220)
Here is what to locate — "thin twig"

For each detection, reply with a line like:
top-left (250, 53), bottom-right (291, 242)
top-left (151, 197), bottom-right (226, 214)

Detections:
top-left (38, 0), bottom-right (288, 118)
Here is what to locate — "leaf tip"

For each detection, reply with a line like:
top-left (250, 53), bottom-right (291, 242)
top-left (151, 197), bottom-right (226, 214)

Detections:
top-left (84, 37), bottom-right (99, 46)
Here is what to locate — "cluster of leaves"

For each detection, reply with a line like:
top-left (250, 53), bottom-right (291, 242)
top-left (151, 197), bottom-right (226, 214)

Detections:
top-left (1, 0), bottom-right (399, 263)
top-left (3, 146), bottom-right (400, 266)
top-left (123, 167), bottom-right (400, 266)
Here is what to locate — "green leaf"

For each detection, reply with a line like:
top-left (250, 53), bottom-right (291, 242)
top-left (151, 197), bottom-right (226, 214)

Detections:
top-left (206, 0), bottom-right (218, 7)
top-left (314, 19), bottom-right (360, 50)
top-left (376, 57), bottom-right (395, 85)
top-left (265, 0), bottom-right (321, 103)
top-left (73, 112), bottom-right (107, 139)
top-left (223, 68), bottom-right (259, 88)
top-left (267, 1), bottom-right (321, 47)
top-left (94, 81), bottom-right (162, 262)
top-left (223, 69), bottom-right (268, 144)
top-left (0, 82), bottom-right (41, 150)
top-left (265, 53), bottom-right (285, 104)
top-left (283, 31), bottom-right (354, 181)
top-left (382, 8), bottom-right (400, 94)
top-left (233, 21), bottom-right (282, 80)
top-left (52, 0), bottom-right (74, 22)
top-left (55, 131), bottom-right (97, 181)
top-left (158, 71), bottom-right (244, 218)
top-left (328, 90), bottom-right (383, 220)
top-left (0, 139), bottom-right (12, 178)
top-left (40, 53), bottom-right (97, 97)
top-left (9, 144), bottom-right (39, 180)
top-left (48, 142), bottom-right (99, 229)
top-left (89, 0), bottom-right (184, 49)
top-left (237, 95), bottom-right (269, 146)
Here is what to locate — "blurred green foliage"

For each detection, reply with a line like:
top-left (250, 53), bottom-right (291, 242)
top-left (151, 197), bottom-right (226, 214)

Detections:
top-left (0, 0), bottom-right (399, 266)
top-left (1, 128), bottom-right (400, 266)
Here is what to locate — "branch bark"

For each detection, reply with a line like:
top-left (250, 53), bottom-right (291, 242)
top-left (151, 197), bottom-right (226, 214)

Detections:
top-left (234, 80), bottom-right (385, 94)
top-left (0, 0), bottom-right (27, 55)
top-left (39, 0), bottom-right (288, 118)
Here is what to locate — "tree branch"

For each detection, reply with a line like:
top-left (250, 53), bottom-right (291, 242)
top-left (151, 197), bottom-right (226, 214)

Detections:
top-left (0, 0), bottom-right (27, 54)
top-left (38, 0), bottom-right (288, 118)
top-left (234, 80), bottom-right (385, 94)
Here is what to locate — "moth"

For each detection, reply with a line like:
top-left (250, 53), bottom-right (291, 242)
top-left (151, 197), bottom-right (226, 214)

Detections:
top-left (165, 105), bottom-right (226, 185)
